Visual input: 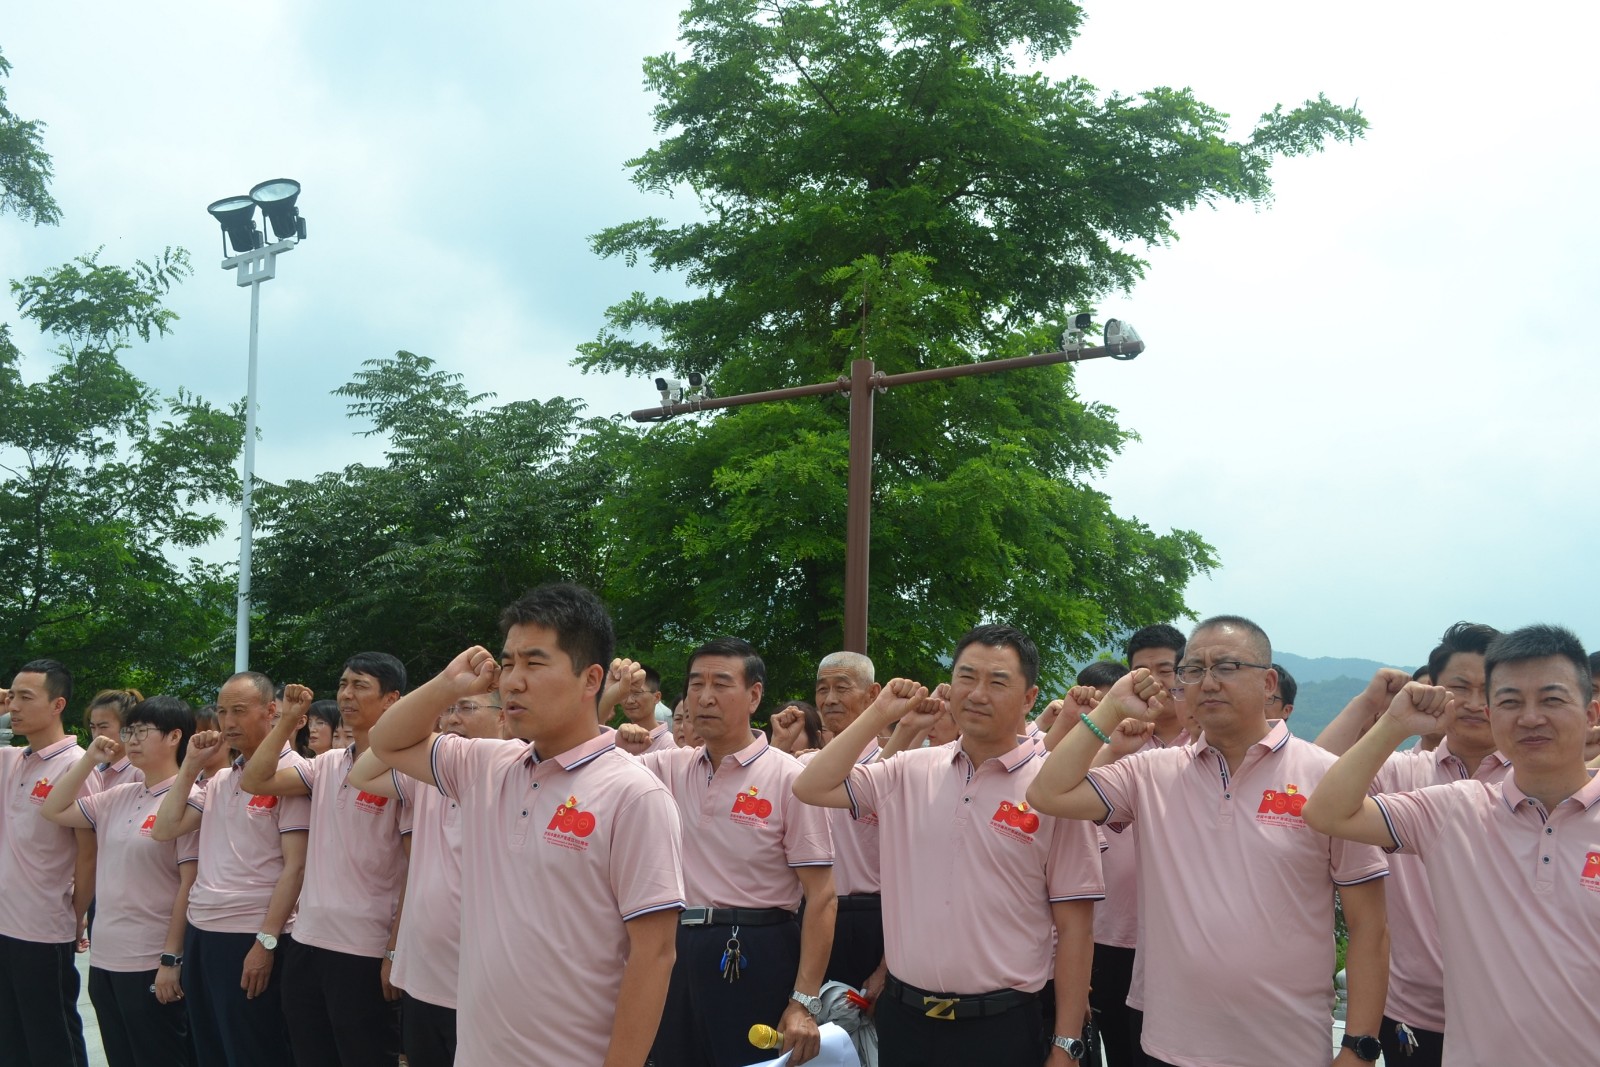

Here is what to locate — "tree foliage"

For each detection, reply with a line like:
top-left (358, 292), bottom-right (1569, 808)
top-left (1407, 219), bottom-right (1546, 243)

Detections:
top-left (576, 0), bottom-right (1363, 697)
top-left (0, 248), bottom-right (243, 703)
top-left (0, 48), bottom-right (62, 227)
top-left (249, 351), bottom-right (609, 688)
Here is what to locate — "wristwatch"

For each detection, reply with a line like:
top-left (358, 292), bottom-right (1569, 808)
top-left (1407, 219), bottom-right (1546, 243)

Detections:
top-left (790, 990), bottom-right (822, 1018)
top-left (255, 932), bottom-right (278, 952)
top-left (158, 952), bottom-right (183, 968)
top-left (1051, 1035), bottom-right (1086, 1061)
top-left (385, 949), bottom-right (397, 962)
top-left (1341, 1034), bottom-right (1382, 1062)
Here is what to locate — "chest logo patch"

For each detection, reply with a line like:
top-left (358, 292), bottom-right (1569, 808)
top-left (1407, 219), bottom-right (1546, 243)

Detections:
top-left (140, 813), bottom-right (158, 837)
top-left (1580, 851), bottom-right (1600, 894)
top-left (731, 787), bottom-right (774, 825)
top-left (246, 793), bottom-right (279, 814)
top-left (990, 800), bottom-right (1041, 842)
top-left (1256, 785), bottom-right (1307, 827)
top-left (29, 777), bottom-right (52, 803)
top-left (355, 790), bottom-right (389, 815)
top-left (544, 795), bottom-right (598, 851)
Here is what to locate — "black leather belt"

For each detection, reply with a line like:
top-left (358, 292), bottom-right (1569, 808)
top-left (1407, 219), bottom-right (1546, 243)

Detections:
top-left (679, 906), bottom-right (796, 927)
top-left (883, 973), bottom-right (1037, 1021)
top-left (837, 893), bottom-right (882, 912)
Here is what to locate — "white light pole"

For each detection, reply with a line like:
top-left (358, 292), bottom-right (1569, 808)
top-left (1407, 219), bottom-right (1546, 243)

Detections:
top-left (207, 180), bottom-right (307, 672)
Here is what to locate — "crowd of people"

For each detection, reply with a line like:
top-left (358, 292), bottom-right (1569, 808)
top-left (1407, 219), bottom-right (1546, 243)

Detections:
top-left (1, 581), bottom-right (1597, 1067)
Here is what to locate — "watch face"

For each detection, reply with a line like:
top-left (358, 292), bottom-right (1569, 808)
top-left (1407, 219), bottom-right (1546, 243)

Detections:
top-left (1345, 1035), bottom-right (1382, 1060)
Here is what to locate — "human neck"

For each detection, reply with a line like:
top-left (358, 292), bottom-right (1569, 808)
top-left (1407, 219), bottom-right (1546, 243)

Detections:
top-left (1153, 714), bottom-right (1187, 744)
top-left (352, 727), bottom-right (369, 757)
top-left (961, 731), bottom-right (1019, 767)
top-left (529, 713), bottom-right (601, 762)
top-left (1512, 764), bottom-right (1592, 811)
top-left (626, 709), bottom-right (657, 730)
top-left (1445, 734), bottom-right (1497, 773)
top-left (704, 726), bottom-right (755, 767)
top-left (144, 757), bottom-right (180, 783)
top-left (22, 723), bottom-right (66, 750)
top-left (1202, 717), bottom-right (1271, 773)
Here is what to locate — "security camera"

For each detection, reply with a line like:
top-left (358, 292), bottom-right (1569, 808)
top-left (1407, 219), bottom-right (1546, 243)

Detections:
top-left (1104, 319), bottom-right (1142, 359)
top-left (1063, 312), bottom-right (1093, 353)
top-left (655, 377), bottom-right (685, 403)
top-left (685, 371), bottom-right (713, 399)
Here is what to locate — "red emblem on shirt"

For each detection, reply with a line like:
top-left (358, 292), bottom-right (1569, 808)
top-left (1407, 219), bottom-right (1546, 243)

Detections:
top-left (1256, 785), bottom-right (1308, 827)
top-left (1580, 851), bottom-right (1600, 893)
top-left (140, 814), bottom-right (158, 837)
top-left (246, 793), bottom-right (279, 813)
top-left (544, 795), bottom-right (598, 851)
top-left (29, 777), bottom-right (52, 802)
top-left (355, 791), bottom-right (389, 814)
top-left (731, 787), bottom-right (774, 822)
top-left (989, 800), bottom-right (1041, 842)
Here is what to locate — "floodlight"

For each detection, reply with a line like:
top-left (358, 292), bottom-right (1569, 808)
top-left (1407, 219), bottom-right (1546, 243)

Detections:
top-left (250, 178), bottom-right (305, 241)
top-left (208, 195), bottom-right (261, 254)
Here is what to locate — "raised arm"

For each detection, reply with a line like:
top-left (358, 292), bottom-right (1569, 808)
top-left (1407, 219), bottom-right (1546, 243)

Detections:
top-left (1027, 671), bottom-right (1166, 821)
top-left (347, 747), bottom-right (400, 799)
top-left (1304, 682), bottom-right (1454, 848)
top-left (40, 737), bottom-right (113, 828)
top-left (794, 679), bottom-right (931, 808)
top-left (1315, 668), bottom-right (1412, 756)
top-left (240, 684), bottom-right (315, 797)
top-left (151, 730), bottom-right (217, 841)
top-left (369, 645), bottom-right (499, 787)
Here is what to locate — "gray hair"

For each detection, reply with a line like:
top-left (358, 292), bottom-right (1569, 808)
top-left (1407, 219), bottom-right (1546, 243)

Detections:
top-left (817, 651), bottom-right (876, 685)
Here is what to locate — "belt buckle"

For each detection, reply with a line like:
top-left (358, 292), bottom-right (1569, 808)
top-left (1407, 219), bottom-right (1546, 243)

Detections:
top-left (922, 995), bottom-right (959, 1021)
top-left (680, 907), bottom-right (712, 927)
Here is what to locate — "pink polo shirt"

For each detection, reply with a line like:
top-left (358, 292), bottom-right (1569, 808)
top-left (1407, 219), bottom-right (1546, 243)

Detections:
top-left (1374, 772), bottom-right (1600, 1065)
top-left (1369, 740), bottom-right (1510, 1032)
top-left (94, 757), bottom-right (142, 791)
top-left (0, 737), bottom-right (95, 943)
top-left (431, 730), bottom-right (685, 1067)
top-left (77, 776), bottom-right (200, 971)
top-left (845, 739), bottom-right (1104, 994)
top-left (187, 747), bottom-right (312, 934)
top-left (290, 745), bottom-right (411, 958)
top-left (389, 770), bottom-right (463, 1008)
top-left (1086, 721), bottom-right (1388, 1067)
top-left (644, 722), bottom-right (677, 754)
top-left (1095, 731), bottom-right (1187, 951)
top-left (801, 738), bottom-right (882, 896)
top-left (639, 732), bottom-right (831, 910)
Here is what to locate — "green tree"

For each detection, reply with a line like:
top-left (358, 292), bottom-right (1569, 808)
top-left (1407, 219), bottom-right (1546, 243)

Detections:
top-left (0, 47), bottom-right (62, 226)
top-left (577, 0), bottom-right (1364, 698)
top-left (1, 248), bottom-right (244, 704)
top-left (249, 351), bottom-right (607, 688)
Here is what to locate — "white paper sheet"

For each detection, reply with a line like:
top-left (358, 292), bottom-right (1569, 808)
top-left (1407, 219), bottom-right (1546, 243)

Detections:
top-left (748, 1022), bottom-right (862, 1067)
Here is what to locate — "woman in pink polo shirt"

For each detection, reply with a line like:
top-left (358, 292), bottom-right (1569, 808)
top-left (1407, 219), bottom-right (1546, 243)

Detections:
top-left (41, 695), bottom-right (199, 1067)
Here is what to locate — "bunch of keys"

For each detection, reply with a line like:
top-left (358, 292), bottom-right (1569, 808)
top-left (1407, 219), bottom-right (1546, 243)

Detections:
top-left (719, 929), bottom-right (745, 983)
top-left (1394, 1022), bottom-right (1417, 1057)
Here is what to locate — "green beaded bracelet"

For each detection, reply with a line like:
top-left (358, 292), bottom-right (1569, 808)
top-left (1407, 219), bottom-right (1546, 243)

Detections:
top-left (1079, 712), bottom-right (1111, 745)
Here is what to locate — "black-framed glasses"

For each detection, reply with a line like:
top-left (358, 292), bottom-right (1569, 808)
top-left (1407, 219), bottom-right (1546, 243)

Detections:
top-left (1174, 661), bottom-right (1272, 685)
top-left (119, 725), bottom-right (162, 743)
top-left (1264, 695), bottom-right (1285, 707)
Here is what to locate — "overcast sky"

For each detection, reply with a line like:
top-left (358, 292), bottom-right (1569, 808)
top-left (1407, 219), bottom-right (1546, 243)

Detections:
top-left (3, 1), bottom-right (1596, 667)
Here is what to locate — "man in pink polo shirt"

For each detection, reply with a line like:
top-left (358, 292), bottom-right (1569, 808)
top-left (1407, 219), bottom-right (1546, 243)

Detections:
top-left (42, 695), bottom-right (201, 1067)
top-left (0, 659), bottom-right (96, 1067)
top-left (240, 654), bottom-right (410, 1067)
top-left (1028, 616), bottom-right (1391, 1067)
top-left (1316, 622), bottom-right (1508, 1067)
top-left (151, 672), bottom-right (310, 1067)
top-left (1307, 624), bottom-right (1600, 1066)
top-left (797, 625), bottom-right (1102, 1067)
top-left (368, 583), bottom-right (685, 1067)
top-left (636, 637), bottom-right (835, 1067)
top-left (619, 664), bottom-right (677, 752)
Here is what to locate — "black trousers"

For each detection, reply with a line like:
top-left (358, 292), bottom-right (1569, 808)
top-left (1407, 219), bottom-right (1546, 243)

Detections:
top-left (1090, 943), bottom-right (1145, 1067)
top-left (650, 919), bottom-right (801, 1067)
top-left (182, 926), bottom-right (293, 1067)
top-left (0, 934), bottom-right (89, 1067)
top-left (401, 992), bottom-right (457, 1067)
top-left (280, 939), bottom-right (400, 1067)
top-left (824, 896), bottom-right (884, 990)
top-left (87, 965), bottom-right (192, 1067)
top-left (876, 979), bottom-right (1045, 1067)
top-left (1382, 1015), bottom-right (1445, 1067)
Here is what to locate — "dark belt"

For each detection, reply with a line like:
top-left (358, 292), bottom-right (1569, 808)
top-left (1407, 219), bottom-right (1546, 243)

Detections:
top-left (883, 973), bottom-right (1037, 1021)
top-left (679, 906), bottom-right (796, 928)
top-left (837, 893), bottom-right (882, 912)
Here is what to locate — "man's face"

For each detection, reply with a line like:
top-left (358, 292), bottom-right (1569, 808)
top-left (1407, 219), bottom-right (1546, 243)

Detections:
top-left (685, 654), bottom-right (760, 749)
top-left (948, 643), bottom-right (1038, 745)
top-left (439, 696), bottom-right (503, 740)
top-left (671, 701), bottom-right (699, 748)
top-left (1176, 626), bottom-right (1275, 736)
top-left (87, 703), bottom-right (122, 746)
top-left (1488, 656), bottom-right (1599, 772)
top-left (337, 670), bottom-right (395, 733)
top-left (1436, 652), bottom-right (1492, 752)
top-left (217, 679), bottom-right (274, 753)
top-left (499, 623), bottom-right (599, 742)
top-left (7, 672), bottom-right (63, 739)
top-left (1129, 647), bottom-right (1181, 722)
top-left (622, 679), bottom-right (662, 725)
top-left (815, 665), bottom-right (878, 735)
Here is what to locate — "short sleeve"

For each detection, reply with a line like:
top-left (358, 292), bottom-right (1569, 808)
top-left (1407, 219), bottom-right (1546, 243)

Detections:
top-left (1372, 783), bottom-right (1459, 858)
top-left (609, 780), bottom-right (687, 921)
top-left (391, 769), bottom-right (411, 806)
top-left (277, 792), bottom-right (311, 833)
top-left (1085, 755), bottom-right (1144, 825)
top-left (187, 776), bottom-right (213, 814)
top-left (1046, 814), bottom-right (1106, 902)
top-left (779, 775), bottom-right (832, 867)
top-left (431, 733), bottom-right (508, 803)
top-left (176, 829), bottom-right (201, 865)
top-left (397, 791), bottom-right (413, 836)
top-left (844, 752), bottom-right (903, 821)
top-left (76, 790), bottom-right (103, 829)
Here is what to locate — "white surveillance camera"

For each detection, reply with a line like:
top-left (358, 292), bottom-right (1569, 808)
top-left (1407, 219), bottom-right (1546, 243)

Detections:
top-left (655, 377), bottom-right (685, 403)
top-left (1104, 319), bottom-right (1142, 359)
top-left (1063, 311), bottom-right (1093, 352)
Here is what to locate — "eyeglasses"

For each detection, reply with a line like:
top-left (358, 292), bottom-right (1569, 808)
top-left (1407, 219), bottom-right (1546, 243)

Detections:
top-left (1173, 661), bottom-right (1272, 685)
top-left (444, 701), bottom-right (496, 716)
top-left (119, 725), bottom-right (162, 743)
top-left (1264, 695), bottom-right (1285, 707)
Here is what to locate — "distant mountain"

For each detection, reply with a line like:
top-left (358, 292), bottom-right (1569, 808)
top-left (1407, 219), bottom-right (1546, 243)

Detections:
top-left (1273, 652), bottom-right (1410, 740)
top-left (1273, 651), bottom-right (1411, 685)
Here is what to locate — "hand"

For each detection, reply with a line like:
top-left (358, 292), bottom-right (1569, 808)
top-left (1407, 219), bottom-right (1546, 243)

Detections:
top-left (1382, 681), bottom-right (1455, 738)
top-left (185, 730), bottom-right (226, 770)
top-left (154, 963), bottom-right (184, 1004)
top-left (85, 734), bottom-right (123, 763)
top-left (1361, 668), bottom-right (1414, 716)
top-left (240, 942), bottom-right (274, 999)
top-left (441, 646), bottom-right (501, 697)
top-left (615, 723), bottom-right (653, 755)
top-left (1106, 717), bottom-right (1154, 758)
top-left (0, 688), bottom-right (9, 711)
top-left (280, 684), bottom-right (314, 730)
top-left (1044, 1044), bottom-right (1073, 1067)
top-left (1332, 1048), bottom-right (1365, 1067)
top-left (771, 706), bottom-right (807, 753)
top-left (76, 913), bottom-right (90, 953)
top-left (599, 658), bottom-right (646, 716)
top-left (1036, 698), bottom-right (1064, 732)
top-left (380, 955), bottom-right (399, 1002)
top-left (778, 1000), bottom-right (821, 1065)
top-left (862, 961), bottom-right (887, 1014)
top-left (1099, 669), bottom-right (1169, 723)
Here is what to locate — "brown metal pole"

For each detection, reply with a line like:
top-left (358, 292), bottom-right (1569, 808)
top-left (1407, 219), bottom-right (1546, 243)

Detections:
top-left (842, 358), bottom-right (876, 653)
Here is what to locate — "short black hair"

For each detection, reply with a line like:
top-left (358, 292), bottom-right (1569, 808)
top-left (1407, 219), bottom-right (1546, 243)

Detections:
top-left (307, 700), bottom-right (341, 730)
top-left (640, 666), bottom-right (662, 692)
top-left (1485, 625), bottom-right (1593, 703)
top-left (1588, 650), bottom-right (1600, 678)
top-left (124, 696), bottom-right (197, 764)
top-left (500, 583), bottom-right (616, 678)
top-left (1411, 664), bottom-right (1432, 683)
top-left (1272, 664), bottom-right (1298, 706)
top-left (1427, 622), bottom-right (1500, 682)
top-left (1190, 616), bottom-right (1271, 663)
top-left (343, 653), bottom-right (407, 696)
top-left (687, 637), bottom-right (766, 691)
top-left (1077, 660), bottom-right (1130, 689)
top-left (952, 624), bottom-right (1040, 689)
top-left (17, 659), bottom-right (73, 709)
top-left (1125, 624), bottom-right (1186, 665)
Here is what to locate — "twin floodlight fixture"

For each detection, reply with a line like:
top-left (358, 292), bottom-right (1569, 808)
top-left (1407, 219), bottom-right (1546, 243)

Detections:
top-left (1065, 312), bottom-right (1141, 359)
top-left (206, 179), bottom-right (307, 257)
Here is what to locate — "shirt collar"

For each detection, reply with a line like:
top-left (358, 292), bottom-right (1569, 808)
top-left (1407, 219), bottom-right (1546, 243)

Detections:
top-left (1435, 737), bottom-right (1510, 774)
top-left (952, 738), bottom-right (1038, 774)
top-left (1501, 769), bottom-right (1600, 813)
top-left (143, 774), bottom-right (179, 797)
top-left (694, 730), bottom-right (771, 770)
top-left (23, 736), bottom-right (80, 760)
top-left (1192, 719), bottom-right (1291, 757)
top-left (523, 730), bottom-right (618, 772)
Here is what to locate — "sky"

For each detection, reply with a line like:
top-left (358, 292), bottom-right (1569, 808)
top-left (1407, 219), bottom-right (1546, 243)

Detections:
top-left (3, 1), bottom-right (1596, 667)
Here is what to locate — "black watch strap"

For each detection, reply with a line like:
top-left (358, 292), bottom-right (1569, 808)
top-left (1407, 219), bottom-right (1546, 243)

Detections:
top-left (158, 952), bottom-right (183, 968)
top-left (1341, 1034), bottom-right (1381, 1061)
